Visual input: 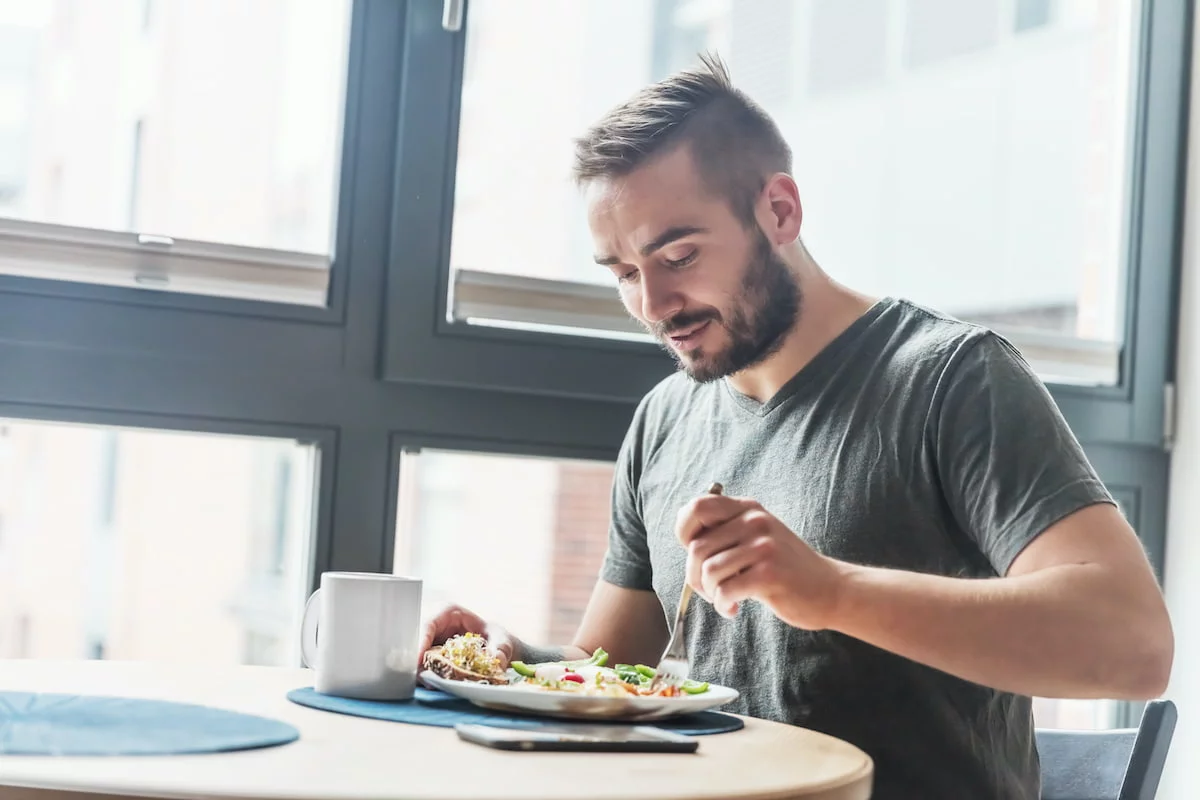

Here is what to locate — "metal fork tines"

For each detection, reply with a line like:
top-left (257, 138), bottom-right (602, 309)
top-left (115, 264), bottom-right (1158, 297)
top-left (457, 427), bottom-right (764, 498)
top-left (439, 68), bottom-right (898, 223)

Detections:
top-left (652, 583), bottom-right (695, 690)
top-left (651, 481), bottom-right (723, 690)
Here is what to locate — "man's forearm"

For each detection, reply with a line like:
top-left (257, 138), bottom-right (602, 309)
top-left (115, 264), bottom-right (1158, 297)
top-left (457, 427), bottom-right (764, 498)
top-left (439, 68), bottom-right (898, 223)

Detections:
top-left (512, 642), bottom-right (591, 664)
top-left (827, 561), bottom-right (1172, 699)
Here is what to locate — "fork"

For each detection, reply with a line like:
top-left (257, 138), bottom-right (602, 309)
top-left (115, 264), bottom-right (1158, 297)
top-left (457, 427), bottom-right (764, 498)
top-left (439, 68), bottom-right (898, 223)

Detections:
top-left (650, 481), bottom-right (724, 691)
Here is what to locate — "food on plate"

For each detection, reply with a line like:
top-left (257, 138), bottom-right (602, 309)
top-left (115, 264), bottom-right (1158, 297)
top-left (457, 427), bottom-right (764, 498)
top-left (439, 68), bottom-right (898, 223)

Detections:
top-left (426, 635), bottom-right (711, 696)
top-left (422, 632), bottom-right (508, 685)
top-left (611, 663), bottom-right (710, 695)
top-left (512, 661), bottom-right (704, 698)
top-left (511, 659), bottom-right (710, 697)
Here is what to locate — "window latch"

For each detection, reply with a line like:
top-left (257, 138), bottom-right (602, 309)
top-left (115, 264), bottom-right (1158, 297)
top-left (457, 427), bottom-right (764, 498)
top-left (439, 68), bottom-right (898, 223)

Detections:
top-left (442, 0), bottom-right (464, 32)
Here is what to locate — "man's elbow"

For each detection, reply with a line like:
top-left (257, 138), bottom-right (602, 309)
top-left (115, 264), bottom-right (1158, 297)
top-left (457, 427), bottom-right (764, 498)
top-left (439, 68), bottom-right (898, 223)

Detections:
top-left (1118, 611), bottom-right (1174, 699)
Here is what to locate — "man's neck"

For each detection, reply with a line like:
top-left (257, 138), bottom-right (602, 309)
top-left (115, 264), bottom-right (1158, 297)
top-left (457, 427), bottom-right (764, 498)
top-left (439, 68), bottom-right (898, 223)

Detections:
top-left (726, 270), bottom-right (878, 404)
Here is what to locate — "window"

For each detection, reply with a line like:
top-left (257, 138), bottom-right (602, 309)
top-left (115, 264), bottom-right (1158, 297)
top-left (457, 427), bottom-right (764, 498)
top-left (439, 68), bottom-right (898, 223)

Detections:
top-left (0, 0), bottom-right (352, 306)
top-left (440, 0), bottom-right (1141, 387)
top-left (1015, 0), bottom-right (1055, 32)
top-left (808, 0), bottom-right (889, 96)
top-left (395, 449), bottom-right (614, 644)
top-left (652, 0), bottom-right (728, 81)
top-left (903, 0), bottom-right (1001, 68)
top-left (0, 22), bottom-right (36, 218)
top-left (0, 419), bottom-right (317, 665)
top-left (1033, 698), bottom-right (1117, 730)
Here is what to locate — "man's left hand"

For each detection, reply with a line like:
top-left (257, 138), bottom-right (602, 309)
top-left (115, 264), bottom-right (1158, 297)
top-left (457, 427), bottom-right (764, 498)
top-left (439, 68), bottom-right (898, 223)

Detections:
top-left (676, 493), bottom-right (845, 628)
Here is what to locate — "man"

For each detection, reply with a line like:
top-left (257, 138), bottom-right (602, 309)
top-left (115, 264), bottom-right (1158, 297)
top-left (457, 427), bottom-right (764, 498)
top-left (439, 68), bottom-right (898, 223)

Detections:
top-left (419, 55), bottom-right (1173, 798)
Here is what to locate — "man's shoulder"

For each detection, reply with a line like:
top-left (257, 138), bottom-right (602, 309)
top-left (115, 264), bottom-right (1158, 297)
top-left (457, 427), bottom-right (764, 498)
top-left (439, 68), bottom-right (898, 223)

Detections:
top-left (859, 298), bottom-right (1017, 388)
top-left (882, 298), bottom-right (997, 366)
top-left (878, 299), bottom-right (1050, 415)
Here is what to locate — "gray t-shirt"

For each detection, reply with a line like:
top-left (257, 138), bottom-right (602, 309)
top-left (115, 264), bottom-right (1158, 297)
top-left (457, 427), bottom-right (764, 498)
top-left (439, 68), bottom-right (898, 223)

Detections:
top-left (600, 298), bottom-right (1113, 799)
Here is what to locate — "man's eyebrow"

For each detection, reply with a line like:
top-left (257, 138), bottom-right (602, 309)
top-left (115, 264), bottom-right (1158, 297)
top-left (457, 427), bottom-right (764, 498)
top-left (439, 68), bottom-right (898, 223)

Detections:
top-left (640, 225), bottom-right (707, 256)
top-left (593, 225), bottom-right (708, 266)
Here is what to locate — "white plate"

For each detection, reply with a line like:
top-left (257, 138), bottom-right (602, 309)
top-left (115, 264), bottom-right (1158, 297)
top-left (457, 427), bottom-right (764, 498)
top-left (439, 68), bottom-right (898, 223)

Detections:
top-left (419, 670), bottom-right (739, 722)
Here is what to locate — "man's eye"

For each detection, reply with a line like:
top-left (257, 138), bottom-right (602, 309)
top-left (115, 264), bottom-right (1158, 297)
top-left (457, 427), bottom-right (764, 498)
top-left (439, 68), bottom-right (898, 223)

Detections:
top-left (664, 251), bottom-right (697, 269)
top-left (617, 269), bottom-right (639, 284)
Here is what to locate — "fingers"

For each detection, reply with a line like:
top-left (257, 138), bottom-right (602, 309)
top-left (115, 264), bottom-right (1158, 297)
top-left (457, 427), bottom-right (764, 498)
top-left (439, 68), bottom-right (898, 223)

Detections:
top-left (685, 549), bottom-right (712, 603)
top-left (418, 613), bottom-right (449, 656)
top-left (684, 518), bottom-right (747, 598)
top-left (701, 536), bottom-right (774, 618)
top-left (483, 622), bottom-right (515, 668)
top-left (416, 605), bottom-right (516, 672)
top-left (713, 561), bottom-right (771, 617)
top-left (699, 535), bottom-right (772, 599)
top-left (418, 622), bottom-right (436, 657)
top-left (418, 604), bottom-right (487, 656)
top-left (675, 494), bottom-right (761, 546)
top-left (683, 507), bottom-right (774, 596)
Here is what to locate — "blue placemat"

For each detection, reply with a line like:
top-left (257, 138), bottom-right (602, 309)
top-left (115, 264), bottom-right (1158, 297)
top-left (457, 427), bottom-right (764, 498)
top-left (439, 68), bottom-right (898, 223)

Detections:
top-left (0, 691), bottom-right (300, 756)
top-left (287, 686), bottom-right (743, 736)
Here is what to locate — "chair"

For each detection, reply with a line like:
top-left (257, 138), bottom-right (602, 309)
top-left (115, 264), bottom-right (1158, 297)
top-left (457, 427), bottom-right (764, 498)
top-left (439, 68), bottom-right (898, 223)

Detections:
top-left (1036, 699), bottom-right (1177, 800)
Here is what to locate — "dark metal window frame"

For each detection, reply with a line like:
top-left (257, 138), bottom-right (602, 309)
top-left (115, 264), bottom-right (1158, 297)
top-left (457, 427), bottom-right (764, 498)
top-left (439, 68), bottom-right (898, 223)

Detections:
top-left (0, 0), bottom-right (1189, 679)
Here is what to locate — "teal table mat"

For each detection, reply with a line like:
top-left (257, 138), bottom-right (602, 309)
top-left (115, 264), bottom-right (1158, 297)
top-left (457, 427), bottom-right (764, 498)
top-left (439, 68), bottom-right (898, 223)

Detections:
top-left (0, 691), bottom-right (300, 756)
top-left (287, 685), bottom-right (743, 735)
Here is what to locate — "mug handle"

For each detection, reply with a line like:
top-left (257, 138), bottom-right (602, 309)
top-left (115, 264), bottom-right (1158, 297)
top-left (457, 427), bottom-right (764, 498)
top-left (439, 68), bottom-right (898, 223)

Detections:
top-left (300, 588), bottom-right (322, 668)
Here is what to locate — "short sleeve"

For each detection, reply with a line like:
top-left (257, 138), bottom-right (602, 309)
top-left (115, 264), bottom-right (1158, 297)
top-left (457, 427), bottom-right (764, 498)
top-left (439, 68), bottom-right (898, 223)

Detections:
top-left (932, 334), bottom-right (1115, 575)
top-left (599, 399), bottom-right (654, 591)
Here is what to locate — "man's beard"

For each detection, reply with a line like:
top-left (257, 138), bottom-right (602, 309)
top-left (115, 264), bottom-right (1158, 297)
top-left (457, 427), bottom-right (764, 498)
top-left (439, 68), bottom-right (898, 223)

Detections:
top-left (653, 231), bottom-right (802, 383)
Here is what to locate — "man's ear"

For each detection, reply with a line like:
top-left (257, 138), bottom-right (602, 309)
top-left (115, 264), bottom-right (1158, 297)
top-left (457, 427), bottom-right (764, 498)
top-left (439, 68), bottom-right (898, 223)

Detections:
top-left (758, 173), bottom-right (803, 245)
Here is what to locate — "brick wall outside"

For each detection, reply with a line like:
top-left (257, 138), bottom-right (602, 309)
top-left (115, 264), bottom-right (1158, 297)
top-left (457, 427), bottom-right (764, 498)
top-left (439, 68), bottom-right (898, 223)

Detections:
top-left (548, 461), bottom-right (615, 643)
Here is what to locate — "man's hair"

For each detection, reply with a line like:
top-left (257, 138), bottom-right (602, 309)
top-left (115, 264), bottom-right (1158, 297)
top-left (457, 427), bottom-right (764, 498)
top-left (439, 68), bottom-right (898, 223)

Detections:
top-left (572, 52), bottom-right (792, 226)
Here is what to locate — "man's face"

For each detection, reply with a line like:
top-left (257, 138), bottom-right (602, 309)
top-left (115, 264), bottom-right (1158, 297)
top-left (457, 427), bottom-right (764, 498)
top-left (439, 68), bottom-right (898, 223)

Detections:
top-left (587, 146), bottom-right (801, 383)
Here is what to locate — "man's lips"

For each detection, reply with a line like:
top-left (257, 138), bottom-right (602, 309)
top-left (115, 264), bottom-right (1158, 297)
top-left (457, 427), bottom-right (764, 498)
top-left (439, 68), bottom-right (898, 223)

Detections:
top-left (666, 320), bottom-right (712, 346)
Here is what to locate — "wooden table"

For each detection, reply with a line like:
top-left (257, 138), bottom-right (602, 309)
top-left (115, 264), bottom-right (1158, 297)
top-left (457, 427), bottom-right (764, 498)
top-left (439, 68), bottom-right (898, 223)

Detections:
top-left (0, 659), bottom-right (873, 800)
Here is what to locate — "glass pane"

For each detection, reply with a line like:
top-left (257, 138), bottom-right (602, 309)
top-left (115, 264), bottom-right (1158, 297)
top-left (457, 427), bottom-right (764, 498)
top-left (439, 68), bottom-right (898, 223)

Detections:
top-left (394, 449), bottom-right (614, 644)
top-left (0, 418), bottom-right (318, 665)
top-left (1033, 697), bottom-right (1119, 730)
top-left (450, 0), bottom-right (1138, 382)
top-left (0, 0), bottom-right (350, 255)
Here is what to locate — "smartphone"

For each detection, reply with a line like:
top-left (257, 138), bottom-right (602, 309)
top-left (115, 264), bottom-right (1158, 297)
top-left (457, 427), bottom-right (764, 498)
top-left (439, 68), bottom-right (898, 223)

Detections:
top-left (454, 723), bottom-right (699, 753)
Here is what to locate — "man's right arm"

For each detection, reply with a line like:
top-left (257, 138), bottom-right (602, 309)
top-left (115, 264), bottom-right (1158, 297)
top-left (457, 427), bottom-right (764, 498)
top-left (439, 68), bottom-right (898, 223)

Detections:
top-left (419, 580), bottom-right (668, 669)
top-left (518, 580), bottom-right (668, 666)
top-left (423, 394), bottom-right (665, 668)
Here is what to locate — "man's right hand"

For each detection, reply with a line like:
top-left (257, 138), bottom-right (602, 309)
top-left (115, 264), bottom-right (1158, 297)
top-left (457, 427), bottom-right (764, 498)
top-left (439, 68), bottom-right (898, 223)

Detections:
top-left (418, 583), bottom-right (669, 675)
top-left (418, 603), bottom-right (517, 668)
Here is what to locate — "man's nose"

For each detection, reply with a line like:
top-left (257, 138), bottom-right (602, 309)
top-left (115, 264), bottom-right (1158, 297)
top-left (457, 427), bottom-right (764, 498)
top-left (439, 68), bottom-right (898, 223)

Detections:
top-left (640, 271), bottom-right (684, 326)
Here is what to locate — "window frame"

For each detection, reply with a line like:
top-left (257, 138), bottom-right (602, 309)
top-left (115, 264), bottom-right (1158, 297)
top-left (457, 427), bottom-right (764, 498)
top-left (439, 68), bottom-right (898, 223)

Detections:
top-left (381, 0), bottom-right (1191, 451)
top-left (0, 0), bottom-right (362, 326)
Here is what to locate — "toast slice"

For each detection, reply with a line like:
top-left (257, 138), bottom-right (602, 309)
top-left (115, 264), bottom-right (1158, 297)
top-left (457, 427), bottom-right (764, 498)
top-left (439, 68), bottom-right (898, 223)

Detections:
top-left (422, 644), bottom-right (509, 685)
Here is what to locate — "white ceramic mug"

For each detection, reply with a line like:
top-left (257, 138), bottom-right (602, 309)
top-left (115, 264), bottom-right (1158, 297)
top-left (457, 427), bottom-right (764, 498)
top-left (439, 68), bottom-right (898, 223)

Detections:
top-left (300, 572), bottom-right (423, 701)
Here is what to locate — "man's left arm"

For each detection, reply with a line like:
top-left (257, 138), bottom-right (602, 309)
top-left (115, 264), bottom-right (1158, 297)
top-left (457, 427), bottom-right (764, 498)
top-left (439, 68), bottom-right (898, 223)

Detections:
top-left (681, 335), bottom-right (1173, 699)
top-left (828, 501), bottom-right (1173, 699)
